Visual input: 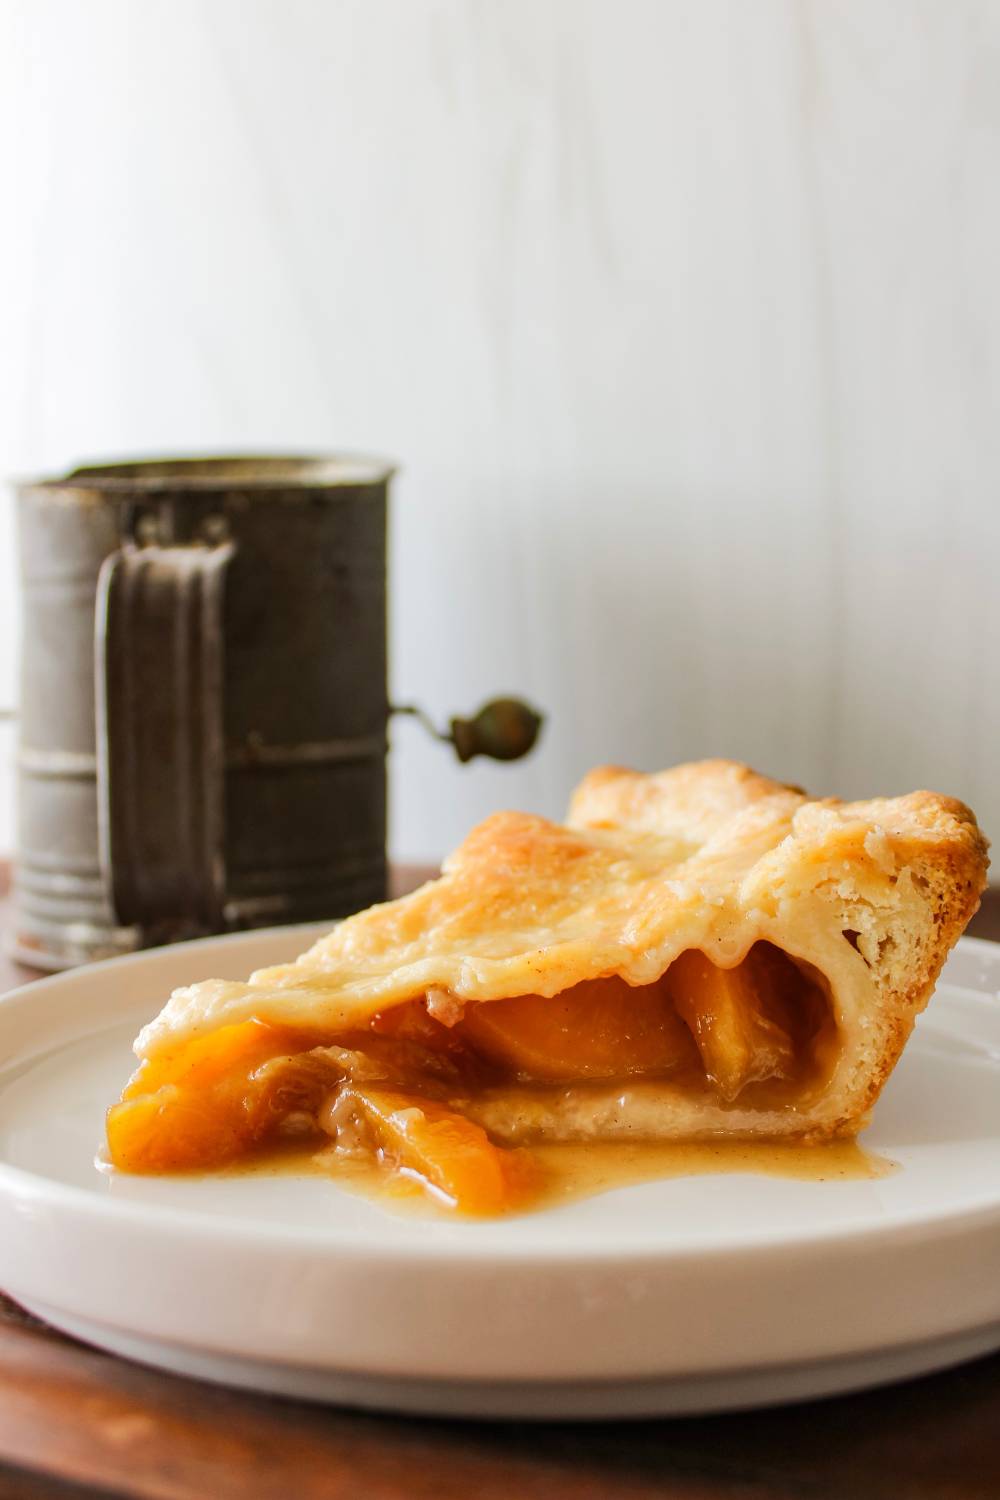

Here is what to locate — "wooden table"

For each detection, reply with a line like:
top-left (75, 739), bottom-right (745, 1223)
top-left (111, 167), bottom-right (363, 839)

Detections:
top-left (3, 865), bottom-right (1000, 1500)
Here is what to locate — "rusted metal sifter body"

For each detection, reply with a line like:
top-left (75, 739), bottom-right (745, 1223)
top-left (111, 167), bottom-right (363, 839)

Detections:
top-left (11, 457), bottom-right (541, 969)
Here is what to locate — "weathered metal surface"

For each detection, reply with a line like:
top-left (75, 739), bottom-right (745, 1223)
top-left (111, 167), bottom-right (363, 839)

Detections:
top-left (14, 474), bottom-right (134, 967)
top-left (96, 539), bottom-right (233, 939)
top-left (12, 456), bottom-right (393, 968)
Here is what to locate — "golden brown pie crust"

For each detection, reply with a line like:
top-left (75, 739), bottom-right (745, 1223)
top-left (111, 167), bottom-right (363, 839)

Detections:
top-left (127, 760), bottom-right (989, 1143)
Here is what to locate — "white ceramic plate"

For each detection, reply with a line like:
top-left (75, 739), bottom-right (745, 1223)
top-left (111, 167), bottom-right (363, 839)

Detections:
top-left (1, 927), bottom-right (999, 1419)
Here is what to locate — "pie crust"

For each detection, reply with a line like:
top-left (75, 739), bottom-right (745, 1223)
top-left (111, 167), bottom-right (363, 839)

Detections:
top-left (106, 761), bottom-right (989, 1199)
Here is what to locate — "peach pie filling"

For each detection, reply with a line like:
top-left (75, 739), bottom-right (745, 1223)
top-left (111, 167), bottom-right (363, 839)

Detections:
top-left (106, 943), bottom-right (835, 1213)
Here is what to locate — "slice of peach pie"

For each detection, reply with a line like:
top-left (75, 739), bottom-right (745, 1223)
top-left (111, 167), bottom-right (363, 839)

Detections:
top-left (106, 761), bottom-right (989, 1214)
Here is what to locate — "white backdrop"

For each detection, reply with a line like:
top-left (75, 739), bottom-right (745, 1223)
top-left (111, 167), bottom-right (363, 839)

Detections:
top-left (1, 0), bottom-right (999, 864)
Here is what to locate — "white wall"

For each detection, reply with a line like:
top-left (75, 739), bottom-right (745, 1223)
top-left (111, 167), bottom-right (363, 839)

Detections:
top-left (1, 0), bottom-right (999, 865)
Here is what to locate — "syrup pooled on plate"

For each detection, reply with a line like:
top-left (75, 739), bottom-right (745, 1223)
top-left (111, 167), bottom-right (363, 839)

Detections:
top-left (229, 1134), bottom-right (896, 1220)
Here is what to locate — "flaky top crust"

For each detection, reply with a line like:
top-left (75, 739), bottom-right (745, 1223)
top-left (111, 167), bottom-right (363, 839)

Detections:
top-left (135, 760), bottom-right (988, 1143)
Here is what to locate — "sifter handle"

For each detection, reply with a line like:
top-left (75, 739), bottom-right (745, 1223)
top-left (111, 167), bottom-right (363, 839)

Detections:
top-left (95, 540), bottom-right (234, 936)
top-left (391, 697), bottom-right (544, 763)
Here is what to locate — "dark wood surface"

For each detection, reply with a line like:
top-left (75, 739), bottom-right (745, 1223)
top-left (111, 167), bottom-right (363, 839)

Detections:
top-left (3, 863), bottom-right (1000, 1500)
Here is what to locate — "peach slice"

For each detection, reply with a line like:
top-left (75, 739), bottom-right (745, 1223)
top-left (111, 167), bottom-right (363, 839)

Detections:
top-left (335, 1085), bottom-right (532, 1214)
top-left (664, 949), bottom-right (795, 1101)
top-left (106, 1020), bottom-right (322, 1172)
top-left (457, 974), bottom-right (697, 1082)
